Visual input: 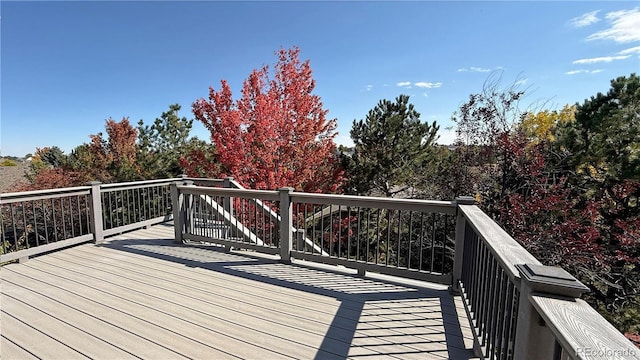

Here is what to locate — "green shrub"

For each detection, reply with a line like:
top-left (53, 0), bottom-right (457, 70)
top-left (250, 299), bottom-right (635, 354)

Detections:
top-left (0, 159), bottom-right (17, 166)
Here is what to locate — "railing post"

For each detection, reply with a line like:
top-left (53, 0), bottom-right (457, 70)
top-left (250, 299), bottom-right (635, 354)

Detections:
top-left (513, 264), bottom-right (590, 359)
top-left (171, 181), bottom-right (183, 244)
top-left (278, 187), bottom-right (294, 263)
top-left (88, 181), bottom-right (104, 244)
top-left (223, 177), bottom-right (234, 219)
top-left (451, 196), bottom-right (475, 294)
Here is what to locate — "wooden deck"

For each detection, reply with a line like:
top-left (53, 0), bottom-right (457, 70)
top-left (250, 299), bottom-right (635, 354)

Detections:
top-left (1, 223), bottom-right (476, 359)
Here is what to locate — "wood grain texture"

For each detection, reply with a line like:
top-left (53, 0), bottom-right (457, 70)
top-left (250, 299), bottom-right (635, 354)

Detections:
top-left (1, 224), bottom-right (478, 360)
top-left (459, 205), bottom-right (541, 281)
top-left (530, 294), bottom-right (639, 360)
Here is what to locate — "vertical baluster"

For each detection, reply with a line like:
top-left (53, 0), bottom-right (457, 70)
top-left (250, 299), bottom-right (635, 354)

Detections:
top-left (67, 196), bottom-right (74, 238)
top-left (366, 208), bottom-right (371, 263)
top-left (62, 196), bottom-right (70, 240)
top-left (157, 186), bottom-right (161, 219)
top-left (320, 205), bottom-right (325, 255)
top-left (10, 204), bottom-right (17, 249)
top-left (418, 212), bottom-right (424, 271)
top-left (107, 191), bottom-right (113, 230)
top-left (475, 243), bottom-right (488, 339)
top-left (376, 208), bottom-right (383, 265)
top-left (75, 195), bottom-right (82, 237)
top-left (442, 214), bottom-right (448, 273)
top-left (407, 211), bottom-right (413, 269)
top-left (346, 206), bottom-right (352, 259)
top-left (31, 200), bottom-right (39, 247)
top-left (328, 205), bottom-right (333, 256)
top-left (337, 205), bottom-right (342, 258)
top-left (51, 198), bottom-right (58, 242)
top-left (385, 209), bottom-right (391, 266)
top-left (396, 210), bottom-right (401, 268)
top-left (355, 207), bottom-right (361, 261)
top-left (20, 201), bottom-right (28, 248)
top-left (1, 205), bottom-right (6, 254)
top-left (493, 269), bottom-right (508, 359)
top-left (85, 195), bottom-right (91, 234)
top-left (470, 232), bottom-right (481, 322)
top-left (40, 199), bottom-right (49, 244)
top-left (430, 213), bottom-right (436, 273)
top-left (485, 257), bottom-right (499, 352)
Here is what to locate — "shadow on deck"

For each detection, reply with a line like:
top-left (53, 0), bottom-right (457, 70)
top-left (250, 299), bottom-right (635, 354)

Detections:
top-left (1, 223), bottom-right (476, 359)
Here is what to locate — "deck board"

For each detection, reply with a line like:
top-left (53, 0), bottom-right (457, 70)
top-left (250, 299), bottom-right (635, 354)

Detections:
top-left (1, 224), bottom-right (476, 359)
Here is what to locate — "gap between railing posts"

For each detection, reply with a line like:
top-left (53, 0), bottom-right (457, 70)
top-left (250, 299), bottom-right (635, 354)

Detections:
top-left (450, 195), bottom-right (476, 295)
top-left (88, 181), bottom-right (104, 244)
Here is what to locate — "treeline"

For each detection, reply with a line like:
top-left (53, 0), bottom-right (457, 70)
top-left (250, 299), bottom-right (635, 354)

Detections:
top-left (17, 47), bottom-right (639, 342)
top-left (19, 104), bottom-right (213, 190)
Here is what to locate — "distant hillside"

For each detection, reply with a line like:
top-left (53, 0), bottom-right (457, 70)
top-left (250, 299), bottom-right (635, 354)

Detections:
top-left (0, 161), bottom-right (28, 193)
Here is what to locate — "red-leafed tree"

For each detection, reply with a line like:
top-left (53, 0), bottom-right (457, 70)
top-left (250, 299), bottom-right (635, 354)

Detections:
top-left (85, 117), bottom-right (140, 182)
top-left (186, 47), bottom-right (343, 192)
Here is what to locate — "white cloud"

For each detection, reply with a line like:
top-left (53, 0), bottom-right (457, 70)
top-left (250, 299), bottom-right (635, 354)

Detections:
top-left (436, 128), bottom-right (457, 146)
top-left (515, 78), bottom-right (528, 86)
top-left (457, 67), bottom-right (492, 73)
top-left (573, 55), bottom-right (630, 64)
top-left (396, 81), bottom-right (411, 87)
top-left (414, 82), bottom-right (442, 88)
top-left (565, 69), bottom-right (604, 75)
top-left (619, 46), bottom-right (640, 55)
top-left (364, 84), bottom-right (373, 91)
top-left (587, 8), bottom-right (640, 43)
top-left (334, 135), bottom-right (354, 148)
top-left (569, 10), bottom-right (601, 28)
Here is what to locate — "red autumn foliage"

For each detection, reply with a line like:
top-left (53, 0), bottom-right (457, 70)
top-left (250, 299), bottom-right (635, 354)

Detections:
top-left (88, 117), bottom-right (140, 182)
top-left (185, 47), bottom-right (344, 192)
top-left (12, 168), bottom-right (91, 192)
top-left (19, 117), bottom-right (140, 191)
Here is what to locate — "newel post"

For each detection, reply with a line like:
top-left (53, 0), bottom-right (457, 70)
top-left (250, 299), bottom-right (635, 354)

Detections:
top-left (513, 264), bottom-right (589, 359)
top-left (278, 187), bottom-right (294, 263)
top-left (171, 181), bottom-right (190, 244)
top-left (451, 196), bottom-right (475, 294)
top-left (88, 181), bottom-right (104, 244)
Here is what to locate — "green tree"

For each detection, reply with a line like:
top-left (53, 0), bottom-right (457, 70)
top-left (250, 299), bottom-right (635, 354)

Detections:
top-left (553, 74), bottom-right (640, 336)
top-left (555, 73), bottom-right (640, 187)
top-left (344, 95), bottom-right (439, 197)
top-left (137, 104), bottom-right (195, 179)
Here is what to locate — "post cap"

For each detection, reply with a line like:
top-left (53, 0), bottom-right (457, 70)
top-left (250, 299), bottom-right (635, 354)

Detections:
top-left (87, 181), bottom-right (102, 186)
top-left (278, 187), bottom-right (295, 192)
top-left (516, 263), bottom-right (590, 298)
top-left (455, 196), bottom-right (476, 205)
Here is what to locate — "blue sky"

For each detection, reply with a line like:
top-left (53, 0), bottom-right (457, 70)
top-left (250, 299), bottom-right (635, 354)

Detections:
top-left (1, 1), bottom-right (639, 157)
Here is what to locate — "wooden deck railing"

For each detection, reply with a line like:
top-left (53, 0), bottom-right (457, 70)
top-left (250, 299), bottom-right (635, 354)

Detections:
top-left (2, 177), bottom-right (638, 359)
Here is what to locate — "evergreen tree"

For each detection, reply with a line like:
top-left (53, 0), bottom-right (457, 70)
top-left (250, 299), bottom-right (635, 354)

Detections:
top-left (344, 95), bottom-right (439, 197)
top-left (138, 104), bottom-right (195, 179)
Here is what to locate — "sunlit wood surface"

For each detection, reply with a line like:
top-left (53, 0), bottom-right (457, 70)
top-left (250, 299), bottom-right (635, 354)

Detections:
top-left (1, 224), bottom-right (476, 359)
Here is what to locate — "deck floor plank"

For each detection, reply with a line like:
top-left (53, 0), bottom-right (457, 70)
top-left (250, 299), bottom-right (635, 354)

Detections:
top-left (1, 224), bottom-right (476, 360)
